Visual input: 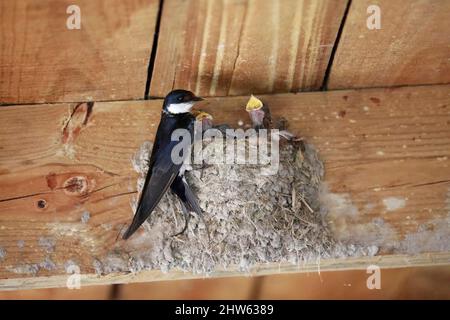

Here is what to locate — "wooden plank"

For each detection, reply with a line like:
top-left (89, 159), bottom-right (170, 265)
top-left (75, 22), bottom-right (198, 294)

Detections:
top-left (0, 84), bottom-right (449, 289)
top-left (117, 277), bottom-right (256, 299)
top-left (258, 266), bottom-right (450, 299)
top-left (0, 0), bottom-right (158, 104)
top-left (328, 0), bottom-right (450, 89)
top-left (149, 0), bottom-right (347, 97)
top-left (0, 285), bottom-right (112, 299)
top-left (0, 253), bottom-right (449, 291)
top-left (10, 267), bottom-right (449, 299)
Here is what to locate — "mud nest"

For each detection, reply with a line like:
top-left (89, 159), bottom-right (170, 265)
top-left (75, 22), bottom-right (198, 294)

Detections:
top-left (99, 133), bottom-right (377, 275)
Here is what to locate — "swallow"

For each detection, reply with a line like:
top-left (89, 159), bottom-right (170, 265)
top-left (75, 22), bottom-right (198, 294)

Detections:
top-left (123, 90), bottom-right (204, 240)
top-left (245, 95), bottom-right (272, 130)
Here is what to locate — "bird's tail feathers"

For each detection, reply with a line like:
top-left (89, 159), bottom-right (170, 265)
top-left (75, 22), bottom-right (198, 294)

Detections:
top-left (183, 183), bottom-right (210, 241)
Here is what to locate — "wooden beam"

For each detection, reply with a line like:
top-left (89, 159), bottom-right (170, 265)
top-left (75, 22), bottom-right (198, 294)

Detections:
top-left (328, 0), bottom-right (450, 89)
top-left (0, 253), bottom-right (449, 291)
top-left (0, 84), bottom-right (449, 289)
top-left (150, 0), bottom-right (348, 97)
top-left (0, 285), bottom-right (112, 299)
top-left (0, 0), bottom-right (158, 104)
top-left (257, 266), bottom-right (450, 299)
top-left (117, 277), bottom-right (256, 299)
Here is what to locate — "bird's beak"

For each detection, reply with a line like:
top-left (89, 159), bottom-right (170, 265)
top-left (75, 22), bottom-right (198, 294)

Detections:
top-left (195, 111), bottom-right (213, 122)
top-left (192, 96), bottom-right (204, 102)
top-left (246, 94), bottom-right (263, 111)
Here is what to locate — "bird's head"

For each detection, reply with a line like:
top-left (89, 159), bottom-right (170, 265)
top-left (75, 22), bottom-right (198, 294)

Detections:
top-left (192, 110), bottom-right (213, 130)
top-left (163, 89), bottom-right (204, 115)
top-left (245, 95), bottom-right (265, 128)
top-left (193, 110), bottom-right (213, 122)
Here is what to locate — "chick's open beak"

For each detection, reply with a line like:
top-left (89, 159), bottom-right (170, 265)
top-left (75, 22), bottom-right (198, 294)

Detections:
top-left (245, 94), bottom-right (263, 111)
top-left (195, 112), bottom-right (213, 121)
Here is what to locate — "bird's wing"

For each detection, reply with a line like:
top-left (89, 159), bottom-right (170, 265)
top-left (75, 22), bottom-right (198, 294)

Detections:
top-left (171, 175), bottom-right (202, 216)
top-left (170, 175), bottom-right (209, 239)
top-left (180, 176), bottom-right (210, 240)
top-left (123, 122), bottom-right (193, 239)
top-left (180, 178), bottom-right (202, 216)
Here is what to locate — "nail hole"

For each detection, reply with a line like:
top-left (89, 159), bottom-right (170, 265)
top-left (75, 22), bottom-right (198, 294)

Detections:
top-left (37, 199), bottom-right (47, 209)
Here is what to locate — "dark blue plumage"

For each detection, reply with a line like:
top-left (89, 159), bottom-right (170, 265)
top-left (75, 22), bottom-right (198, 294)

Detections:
top-left (122, 90), bottom-right (204, 240)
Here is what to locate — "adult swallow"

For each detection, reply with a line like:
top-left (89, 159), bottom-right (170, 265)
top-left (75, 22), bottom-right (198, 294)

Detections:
top-left (245, 95), bottom-right (272, 129)
top-left (123, 90), bottom-right (204, 240)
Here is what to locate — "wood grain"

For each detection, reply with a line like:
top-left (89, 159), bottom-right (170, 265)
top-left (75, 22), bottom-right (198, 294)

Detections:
top-left (0, 253), bottom-right (449, 291)
top-left (0, 0), bottom-right (158, 104)
top-left (0, 84), bottom-right (449, 289)
top-left (328, 0), bottom-right (450, 89)
top-left (3, 266), bottom-right (448, 299)
top-left (150, 0), bottom-right (347, 97)
top-left (257, 266), bottom-right (450, 299)
top-left (0, 285), bottom-right (112, 299)
top-left (117, 277), bottom-right (256, 299)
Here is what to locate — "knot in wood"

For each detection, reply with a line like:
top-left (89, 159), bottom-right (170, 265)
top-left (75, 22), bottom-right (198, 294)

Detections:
top-left (63, 176), bottom-right (88, 196)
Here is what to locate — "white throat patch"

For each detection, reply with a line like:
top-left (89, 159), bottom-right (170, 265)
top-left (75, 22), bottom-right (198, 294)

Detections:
top-left (167, 102), bottom-right (194, 114)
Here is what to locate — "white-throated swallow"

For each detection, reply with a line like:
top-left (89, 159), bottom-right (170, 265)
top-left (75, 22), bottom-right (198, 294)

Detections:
top-left (123, 90), bottom-right (204, 240)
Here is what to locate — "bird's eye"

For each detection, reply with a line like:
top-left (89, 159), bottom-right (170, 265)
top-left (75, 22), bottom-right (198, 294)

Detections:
top-left (177, 96), bottom-right (183, 102)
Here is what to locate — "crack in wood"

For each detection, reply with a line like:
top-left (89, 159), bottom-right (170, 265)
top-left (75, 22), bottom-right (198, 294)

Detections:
top-left (88, 182), bottom-right (124, 195)
top-left (91, 190), bottom-right (137, 204)
top-left (0, 191), bottom-right (52, 203)
top-left (61, 102), bottom-right (94, 144)
top-left (412, 180), bottom-right (450, 188)
top-left (322, 0), bottom-right (352, 90)
top-left (145, 0), bottom-right (165, 99)
top-left (228, 1), bottom-right (248, 96)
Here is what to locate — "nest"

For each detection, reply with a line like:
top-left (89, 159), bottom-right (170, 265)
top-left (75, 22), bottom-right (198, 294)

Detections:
top-left (93, 130), bottom-right (371, 276)
top-left (88, 127), bottom-right (377, 276)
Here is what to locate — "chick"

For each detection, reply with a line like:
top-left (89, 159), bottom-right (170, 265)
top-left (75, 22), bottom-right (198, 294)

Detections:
top-left (192, 110), bottom-right (214, 131)
top-left (245, 95), bottom-right (272, 130)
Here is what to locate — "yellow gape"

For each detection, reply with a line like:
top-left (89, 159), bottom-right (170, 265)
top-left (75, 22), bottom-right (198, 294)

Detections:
top-left (193, 110), bottom-right (213, 122)
top-left (245, 95), bottom-right (263, 111)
